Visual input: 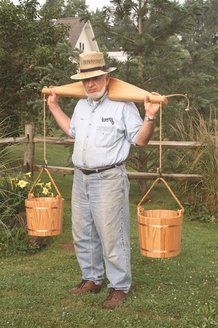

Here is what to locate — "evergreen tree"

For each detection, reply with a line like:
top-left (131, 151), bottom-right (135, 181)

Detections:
top-left (62, 0), bottom-right (88, 19)
top-left (180, 0), bottom-right (218, 113)
top-left (91, 1), bottom-right (189, 94)
top-left (89, 1), bottom-right (217, 187)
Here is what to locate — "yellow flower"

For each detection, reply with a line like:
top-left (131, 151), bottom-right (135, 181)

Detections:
top-left (25, 172), bottom-right (32, 177)
top-left (10, 178), bottom-right (16, 187)
top-left (42, 187), bottom-right (49, 195)
top-left (10, 177), bottom-right (18, 184)
top-left (36, 182), bottom-right (43, 187)
top-left (17, 180), bottom-right (28, 188)
top-left (45, 182), bottom-right (52, 189)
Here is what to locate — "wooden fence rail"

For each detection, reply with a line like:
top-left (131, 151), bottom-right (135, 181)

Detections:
top-left (0, 136), bottom-right (27, 145)
top-left (1, 123), bottom-right (205, 181)
top-left (33, 165), bottom-right (202, 181)
top-left (0, 136), bottom-right (206, 149)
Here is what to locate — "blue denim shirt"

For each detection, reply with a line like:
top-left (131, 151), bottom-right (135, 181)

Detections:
top-left (69, 94), bottom-right (143, 169)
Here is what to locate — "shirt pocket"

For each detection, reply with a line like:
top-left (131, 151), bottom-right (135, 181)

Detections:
top-left (95, 126), bottom-right (116, 147)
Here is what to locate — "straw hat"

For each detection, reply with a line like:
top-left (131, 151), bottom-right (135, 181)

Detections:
top-left (70, 51), bottom-right (117, 80)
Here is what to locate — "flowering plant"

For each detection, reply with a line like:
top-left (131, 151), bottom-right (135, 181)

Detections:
top-left (0, 172), bottom-right (57, 215)
top-left (10, 172), bottom-right (56, 197)
top-left (0, 171), bottom-right (55, 255)
top-left (0, 173), bottom-right (29, 215)
top-left (28, 179), bottom-right (56, 198)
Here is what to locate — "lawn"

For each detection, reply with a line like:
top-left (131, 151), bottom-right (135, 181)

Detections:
top-left (0, 143), bottom-right (217, 327)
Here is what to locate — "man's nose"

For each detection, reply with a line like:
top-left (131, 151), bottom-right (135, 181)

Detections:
top-left (87, 78), bottom-right (95, 87)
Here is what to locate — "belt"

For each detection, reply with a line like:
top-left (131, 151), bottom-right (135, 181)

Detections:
top-left (78, 162), bottom-right (124, 175)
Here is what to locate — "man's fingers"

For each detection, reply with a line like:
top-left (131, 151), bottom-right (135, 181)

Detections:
top-left (144, 92), bottom-right (160, 103)
top-left (49, 88), bottom-right (57, 97)
top-left (144, 95), bottom-right (150, 103)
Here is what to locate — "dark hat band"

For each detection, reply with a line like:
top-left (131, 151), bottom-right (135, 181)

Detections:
top-left (80, 66), bottom-right (109, 73)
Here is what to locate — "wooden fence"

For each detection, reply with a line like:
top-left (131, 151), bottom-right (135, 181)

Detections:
top-left (1, 123), bottom-right (204, 181)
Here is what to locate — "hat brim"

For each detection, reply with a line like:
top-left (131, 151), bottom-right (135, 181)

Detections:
top-left (70, 67), bottom-right (117, 80)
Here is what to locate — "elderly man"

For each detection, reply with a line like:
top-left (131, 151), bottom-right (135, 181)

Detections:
top-left (47, 51), bottom-right (160, 309)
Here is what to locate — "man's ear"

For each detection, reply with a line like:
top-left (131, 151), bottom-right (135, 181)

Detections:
top-left (106, 74), bottom-right (110, 85)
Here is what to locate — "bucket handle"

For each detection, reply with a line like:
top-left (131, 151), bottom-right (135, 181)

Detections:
top-left (137, 177), bottom-right (184, 213)
top-left (28, 167), bottom-right (62, 198)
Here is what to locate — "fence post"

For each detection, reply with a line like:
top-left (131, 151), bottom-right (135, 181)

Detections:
top-left (23, 123), bottom-right (35, 174)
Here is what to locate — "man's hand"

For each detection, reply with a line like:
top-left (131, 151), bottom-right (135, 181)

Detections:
top-left (135, 92), bottom-right (161, 146)
top-left (47, 88), bottom-right (59, 110)
top-left (144, 92), bottom-right (161, 118)
top-left (45, 88), bottom-right (71, 136)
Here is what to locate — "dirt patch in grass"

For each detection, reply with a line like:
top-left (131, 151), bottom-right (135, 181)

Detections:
top-left (0, 289), bottom-right (19, 297)
top-left (62, 297), bottom-right (85, 307)
top-left (138, 310), bottom-right (179, 321)
top-left (60, 243), bottom-right (75, 251)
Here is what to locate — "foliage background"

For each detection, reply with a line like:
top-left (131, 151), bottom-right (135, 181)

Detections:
top-left (0, 0), bottom-right (217, 133)
top-left (0, 0), bottom-right (217, 253)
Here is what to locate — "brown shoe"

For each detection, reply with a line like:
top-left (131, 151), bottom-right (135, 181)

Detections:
top-left (69, 279), bottom-right (102, 295)
top-left (102, 288), bottom-right (129, 309)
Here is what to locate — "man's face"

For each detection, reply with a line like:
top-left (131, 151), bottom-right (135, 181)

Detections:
top-left (82, 74), bottom-right (109, 100)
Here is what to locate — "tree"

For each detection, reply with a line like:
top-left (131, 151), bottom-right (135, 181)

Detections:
top-left (40, 0), bottom-right (65, 19)
top-left (90, 0), bottom-right (191, 191)
top-left (89, 0), bottom-right (217, 191)
top-left (40, 0), bottom-right (89, 20)
top-left (62, 0), bottom-right (88, 19)
top-left (179, 0), bottom-right (218, 114)
top-left (0, 0), bottom-right (77, 133)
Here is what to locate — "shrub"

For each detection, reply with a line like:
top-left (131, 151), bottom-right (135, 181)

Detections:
top-left (170, 110), bottom-right (217, 219)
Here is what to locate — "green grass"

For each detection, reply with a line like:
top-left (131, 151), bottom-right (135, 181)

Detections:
top-left (0, 143), bottom-right (217, 327)
top-left (6, 141), bottom-right (72, 169)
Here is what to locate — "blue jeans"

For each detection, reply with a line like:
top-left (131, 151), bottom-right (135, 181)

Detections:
top-left (71, 165), bottom-right (131, 292)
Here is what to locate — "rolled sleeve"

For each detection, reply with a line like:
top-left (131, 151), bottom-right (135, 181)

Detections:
top-left (123, 102), bottom-right (143, 144)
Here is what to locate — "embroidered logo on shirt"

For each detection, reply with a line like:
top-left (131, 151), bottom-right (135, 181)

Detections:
top-left (102, 117), bottom-right (114, 125)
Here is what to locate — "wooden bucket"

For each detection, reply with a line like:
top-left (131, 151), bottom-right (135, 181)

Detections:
top-left (137, 178), bottom-right (184, 258)
top-left (25, 167), bottom-right (64, 237)
top-left (41, 77), bottom-right (168, 104)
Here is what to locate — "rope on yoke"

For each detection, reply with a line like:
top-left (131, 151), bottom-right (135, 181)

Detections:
top-left (28, 93), bottom-right (62, 197)
top-left (157, 93), bottom-right (190, 177)
top-left (166, 93), bottom-right (190, 112)
top-left (43, 93), bottom-right (48, 167)
top-left (158, 102), bottom-right (163, 176)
